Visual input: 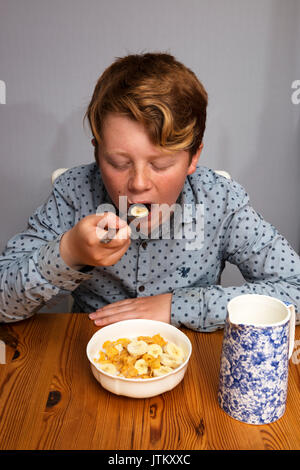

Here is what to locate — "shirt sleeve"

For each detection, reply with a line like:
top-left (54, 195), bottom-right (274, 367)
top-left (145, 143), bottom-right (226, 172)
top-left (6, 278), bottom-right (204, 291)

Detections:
top-left (0, 174), bottom-right (93, 323)
top-left (171, 186), bottom-right (300, 332)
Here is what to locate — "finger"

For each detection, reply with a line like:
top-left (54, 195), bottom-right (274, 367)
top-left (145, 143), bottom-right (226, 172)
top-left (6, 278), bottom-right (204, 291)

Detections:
top-left (84, 213), bottom-right (125, 231)
top-left (96, 212), bottom-right (129, 232)
top-left (90, 299), bottom-right (137, 315)
top-left (95, 211), bottom-right (128, 228)
top-left (99, 228), bottom-right (131, 247)
top-left (114, 224), bottom-right (131, 240)
top-left (96, 215), bottom-right (131, 244)
top-left (90, 232), bottom-right (131, 263)
top-left (89, 301), bottom-right (138, 320)
top-left (89, 298), bottom-right (137, 320)
top-left (93, 309), bottom-right (147, 327)
top-left (99, 238), bottom-right (131, 263)
top-left (97, 235), bottom-right (130, 251)
top-left (95, 218), bottom-right (118, 243)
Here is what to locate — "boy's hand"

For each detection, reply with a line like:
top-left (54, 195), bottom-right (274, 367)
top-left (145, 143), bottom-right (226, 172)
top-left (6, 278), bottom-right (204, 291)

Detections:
top-left (88, 293), bottom-right (172, 326)
top-left (60, 212), bottom-right (131, 270)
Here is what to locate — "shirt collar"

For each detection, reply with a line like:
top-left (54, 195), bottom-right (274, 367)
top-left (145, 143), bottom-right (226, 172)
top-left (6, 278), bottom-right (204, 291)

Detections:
top-left (178, 176), bottom-right (197, 224)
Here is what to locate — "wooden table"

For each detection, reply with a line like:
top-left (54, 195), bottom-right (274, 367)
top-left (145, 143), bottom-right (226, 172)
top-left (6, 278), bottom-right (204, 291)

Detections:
top-left (0, 313), bottom-right (299, 451)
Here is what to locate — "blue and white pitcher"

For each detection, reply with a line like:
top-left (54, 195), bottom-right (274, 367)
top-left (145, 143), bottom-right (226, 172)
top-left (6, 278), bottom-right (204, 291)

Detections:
top-left (218, 294), bottom-right (295, 425)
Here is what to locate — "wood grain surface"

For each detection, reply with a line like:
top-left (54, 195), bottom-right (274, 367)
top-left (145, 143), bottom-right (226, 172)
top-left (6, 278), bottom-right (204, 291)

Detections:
top-left (0, 314), bottom-right (299, 450)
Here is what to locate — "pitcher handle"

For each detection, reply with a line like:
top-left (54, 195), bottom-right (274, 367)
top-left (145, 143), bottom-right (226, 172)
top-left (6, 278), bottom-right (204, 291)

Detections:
top-left (284, 302), bottom-right (296, 359)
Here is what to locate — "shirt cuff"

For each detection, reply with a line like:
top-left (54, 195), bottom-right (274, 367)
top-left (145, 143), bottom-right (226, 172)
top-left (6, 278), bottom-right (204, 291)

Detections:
top-left (170, 287), bottom-right (201, 329)
top-left (37, 234), bottom-right (93, 291)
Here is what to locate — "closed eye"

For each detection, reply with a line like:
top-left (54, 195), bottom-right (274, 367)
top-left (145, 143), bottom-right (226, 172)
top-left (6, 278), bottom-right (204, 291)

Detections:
top-left (151, 163), bottom-right (173, 171)
top-left (109, 161), bottom-right (131, 170)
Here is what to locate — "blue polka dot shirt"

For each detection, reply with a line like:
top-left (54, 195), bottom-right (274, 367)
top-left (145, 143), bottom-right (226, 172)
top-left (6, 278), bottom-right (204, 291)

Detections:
top-left (0, 162), bottom-right (299, 330)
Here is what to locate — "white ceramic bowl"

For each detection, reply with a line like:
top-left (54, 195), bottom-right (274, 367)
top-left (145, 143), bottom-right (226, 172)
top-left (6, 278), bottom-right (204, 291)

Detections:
top-left (86, 319), bottom-right (192, 398)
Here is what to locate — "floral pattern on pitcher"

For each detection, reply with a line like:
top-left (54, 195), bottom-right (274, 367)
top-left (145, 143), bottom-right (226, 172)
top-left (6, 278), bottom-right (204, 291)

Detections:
top-left (218, 319), bottom-right (290, 425)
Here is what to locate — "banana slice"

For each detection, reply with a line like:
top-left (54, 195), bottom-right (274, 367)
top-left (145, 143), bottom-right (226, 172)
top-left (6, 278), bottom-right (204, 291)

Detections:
top-left (99, 363), bottom-right (118, 376)
top-left (163, 342), bottom-right (185, 362)
top-left (128, 203), bottom-right (149, 218)
top-left (134, 358), bottom-right (148, 375)
top-left (153, 366), bottom-right (173, 377)
top-left (160, 353), bottom-right (182, 369)
top-left (96, 335), bottom-right (185, 379)
top-left (127, 340), bottom-right (149, 356)
top-left (147, 343), bottom-right (163, 358)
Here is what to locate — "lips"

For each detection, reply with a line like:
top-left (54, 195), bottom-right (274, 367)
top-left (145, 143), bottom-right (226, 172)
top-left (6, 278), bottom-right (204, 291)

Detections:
top-left (128, 201), bottom-right (153, 212)
top-left (128, 200), bottom-right (153, 205)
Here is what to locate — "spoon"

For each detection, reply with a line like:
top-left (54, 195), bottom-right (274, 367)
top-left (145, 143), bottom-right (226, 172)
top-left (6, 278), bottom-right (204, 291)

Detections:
top-left (100, 204), bottom-right (150, 243)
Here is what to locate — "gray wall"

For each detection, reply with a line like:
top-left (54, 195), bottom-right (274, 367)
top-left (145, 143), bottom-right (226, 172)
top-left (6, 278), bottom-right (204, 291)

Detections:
top-left (0, 0), bottom-right (299, 312)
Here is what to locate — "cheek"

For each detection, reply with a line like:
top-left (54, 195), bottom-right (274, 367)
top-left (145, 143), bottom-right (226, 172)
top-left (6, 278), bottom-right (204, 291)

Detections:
top-left (157, 172), bottom-right (187, 202)
top-left (99, 165), bottom-right (126, 199)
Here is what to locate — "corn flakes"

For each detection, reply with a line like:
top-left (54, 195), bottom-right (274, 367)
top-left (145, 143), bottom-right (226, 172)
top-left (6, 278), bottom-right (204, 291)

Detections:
top-left (93, 334), bottom-right (185, 379)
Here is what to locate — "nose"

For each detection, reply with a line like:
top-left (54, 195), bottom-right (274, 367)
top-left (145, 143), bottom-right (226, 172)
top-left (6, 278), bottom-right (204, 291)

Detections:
top-left (128, 167), bottom-right (153, 193)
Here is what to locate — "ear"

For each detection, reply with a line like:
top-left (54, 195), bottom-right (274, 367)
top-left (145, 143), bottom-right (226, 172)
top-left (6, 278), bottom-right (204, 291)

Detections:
top-left (187, 142), bottom-right (204, 175)
top-left (91, 138), bottom-right (100, 165)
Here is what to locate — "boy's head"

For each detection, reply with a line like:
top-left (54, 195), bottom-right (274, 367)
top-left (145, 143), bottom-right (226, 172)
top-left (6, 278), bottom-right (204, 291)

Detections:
top-left (84, 53), bottom-right (208, 234)
top-left (85, 52), bottom-right (208, 163)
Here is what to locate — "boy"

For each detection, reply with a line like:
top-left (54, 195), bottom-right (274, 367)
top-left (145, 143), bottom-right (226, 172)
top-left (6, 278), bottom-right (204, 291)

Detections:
top-left (0, 52), bottom-right (299, 330)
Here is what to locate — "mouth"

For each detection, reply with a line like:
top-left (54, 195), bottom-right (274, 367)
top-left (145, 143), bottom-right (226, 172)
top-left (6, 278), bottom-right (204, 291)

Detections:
top-left (128, 201), bottom-right (152, 208)
top-left (128, 202), bottom-right (152, 219)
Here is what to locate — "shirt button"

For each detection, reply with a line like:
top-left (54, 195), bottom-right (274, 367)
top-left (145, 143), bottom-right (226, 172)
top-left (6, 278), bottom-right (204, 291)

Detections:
top-left (138, 285), bottom-right (145, 292)
top-left (141, 242), bottom-right (147, 249)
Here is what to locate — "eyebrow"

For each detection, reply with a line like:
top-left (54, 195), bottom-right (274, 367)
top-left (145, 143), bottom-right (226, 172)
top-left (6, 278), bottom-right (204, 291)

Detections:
top-left (104, 151), bottom-right (174, 160)
top-left (104, 151), bottom-right (129, 157)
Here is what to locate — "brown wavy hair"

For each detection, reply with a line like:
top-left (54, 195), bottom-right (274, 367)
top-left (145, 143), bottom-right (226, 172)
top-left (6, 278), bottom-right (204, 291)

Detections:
top-left (84, 52), bottom-right (208, 161)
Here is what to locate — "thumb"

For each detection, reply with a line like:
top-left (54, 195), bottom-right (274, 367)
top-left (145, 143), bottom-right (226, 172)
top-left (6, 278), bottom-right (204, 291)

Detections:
top-left (95, 212), bottom-right (131, 242)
